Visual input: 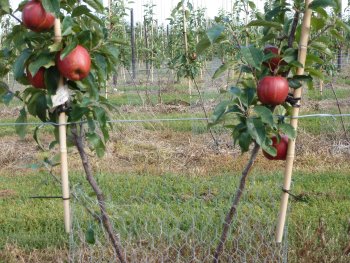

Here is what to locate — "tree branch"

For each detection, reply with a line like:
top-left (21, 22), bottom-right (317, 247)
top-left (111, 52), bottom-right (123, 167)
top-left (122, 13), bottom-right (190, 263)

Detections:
top-left (213, 142), bottom-right (260, 263)
top-left (10, 13), bottom-right (22, 24)
top-left (71, 124), bottom-right (126, 263)
top-left (288, 10), bottom-right (300, 48)
top-left (308, 25), bottom-right (333, 45)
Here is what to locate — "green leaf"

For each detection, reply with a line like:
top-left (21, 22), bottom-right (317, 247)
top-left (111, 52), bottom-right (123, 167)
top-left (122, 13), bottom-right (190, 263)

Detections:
top-left (41, 0), bottom-right (60, 16)
top-left (329, 29), bottom-right (344, 42)
top-left (238, 132), bottom-right (252, 153)
top-left (288, 75), bottom-right (312, 89)
top-left (45, 67), bottom-right (60, 96)
top-left (84, 0), bottom-right (104, 12)
top-left (0, 81), bottom-right (8, 97)
top-left (13, 49), bottom-right (32, 80)
top-left (240, 87), bottom-right (256, 107)
top-left (28, 53), bottom-right (54, 76)
top-left (196, 25), bottom-right (225, 54)
top-left (247, 20), bottom-right (283, 29)
top-left (70, 105), bottom-right (89, 121)
top-left (211, 100), bottom-right (231, 123)
top-left (60, 38), bottom-right (78, 60)
top-left (33, 126), bottom-right (45, 151)
top-left (309, 41), bottom-right (333, 57)
top-left (16, 108), bottom-right (27, 139)
top-left (240, 46), bottom-right (264, 70)
top-left (261, 138), bottom-right (277, 157)
top-left (62, 16), bottom-right (74, 36)
top-left (213, 61), bottom-right (234, 79)
top-left (93, 53), bottom-right (107, 84)
top-left (48, 42), bottom-right (63, 52)
top-left (247, 118), bottom-right (266, 146)
top-left (0, 0), bottom-right (10, 14)
top-left (309, 0), bottom-right (336, 10)
top-left (307, 68), bottom-right (325, 80)
top-left (278, 123), bottom-right (296, 139)
top-left (85, 226), bottom-right (96, 244)
top-left (87, 133), bottom-right (105, 158)
top-left (248, 1), bottom-right (256, 10)
top-left (254, 106), bottom-right (275, 127)
top-left (72, 5), bottom-right (91, 17)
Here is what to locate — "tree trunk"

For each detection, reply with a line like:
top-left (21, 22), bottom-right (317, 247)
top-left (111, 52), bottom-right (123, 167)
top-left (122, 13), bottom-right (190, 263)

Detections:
top-left (213, 142), bottom-right (260, 263)
top-left (72, 125), bottom-right (126, 263)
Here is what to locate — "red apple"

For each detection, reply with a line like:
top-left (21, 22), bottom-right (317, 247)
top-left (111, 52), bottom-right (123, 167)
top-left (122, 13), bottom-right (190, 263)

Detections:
top-left (257, 76), bottom-right (289, 106)
top-left (26, 67), bottom-right (46, 89)
top-left (263, 45), bottom-right (282, 72)
top-left (263, 135), bottom-right (289, 160)
top-left (22, 0), bottom-right (55, 32)
top-left (56, 45), bottom-right (91, 81)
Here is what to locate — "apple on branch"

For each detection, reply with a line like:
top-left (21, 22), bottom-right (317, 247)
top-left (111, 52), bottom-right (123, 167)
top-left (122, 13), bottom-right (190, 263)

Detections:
top-left (22, 0), bottom-right (55, 32)
top-left (56, 45), bottom-right (91, 81)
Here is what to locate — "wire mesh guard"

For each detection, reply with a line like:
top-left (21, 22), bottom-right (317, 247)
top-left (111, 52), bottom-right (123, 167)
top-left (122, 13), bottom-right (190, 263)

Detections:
top-left (68, 174), bottom-right (288, 263)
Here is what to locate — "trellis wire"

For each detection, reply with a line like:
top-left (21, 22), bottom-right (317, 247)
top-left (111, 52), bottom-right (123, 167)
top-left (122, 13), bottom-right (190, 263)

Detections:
top-left (0, 113), bottom-right (350, 127)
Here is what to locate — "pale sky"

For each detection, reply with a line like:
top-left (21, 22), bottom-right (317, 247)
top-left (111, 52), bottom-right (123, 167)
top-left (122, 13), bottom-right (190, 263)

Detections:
top-left (9, 0), bottom-right (350, 25)
top-left (9, 0), bottom-right (263, 24)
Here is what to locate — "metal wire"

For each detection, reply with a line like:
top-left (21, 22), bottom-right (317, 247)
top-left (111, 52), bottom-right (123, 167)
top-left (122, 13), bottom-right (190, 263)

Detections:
top-left (1, 113), bottom-right (350, 127)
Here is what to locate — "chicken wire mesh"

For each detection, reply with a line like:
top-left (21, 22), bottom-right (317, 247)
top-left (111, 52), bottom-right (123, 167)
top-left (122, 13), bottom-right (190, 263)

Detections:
top-left (68, 172), bottom-right (288, 263)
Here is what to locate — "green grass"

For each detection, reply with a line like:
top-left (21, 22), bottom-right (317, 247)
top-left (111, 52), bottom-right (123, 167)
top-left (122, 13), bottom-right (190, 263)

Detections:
top-left (1, 169), bottom-right (349, 257)
top-left (307, 87), bottom-right (350, 101)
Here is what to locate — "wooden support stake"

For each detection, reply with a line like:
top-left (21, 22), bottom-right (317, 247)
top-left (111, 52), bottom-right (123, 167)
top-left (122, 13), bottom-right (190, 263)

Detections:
top-left (54, 18), bottom-right (71, 234)
top-left (131, 9), bottom-right (136, 80)
top-left (182, 2), bottom-right (192, 95)
top-left (276, 0), bottom-right (313, 243)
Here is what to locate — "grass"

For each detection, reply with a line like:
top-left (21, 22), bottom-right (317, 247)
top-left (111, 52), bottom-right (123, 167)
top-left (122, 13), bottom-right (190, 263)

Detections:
top-left (1, 77), bottom-right (350, 261)
top-left (1, 167), bottom-right (350, 262)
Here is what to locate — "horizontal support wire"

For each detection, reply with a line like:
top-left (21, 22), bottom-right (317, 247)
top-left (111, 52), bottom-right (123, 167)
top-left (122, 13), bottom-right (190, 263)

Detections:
top-left (0, 114), bottom-right (350, 127)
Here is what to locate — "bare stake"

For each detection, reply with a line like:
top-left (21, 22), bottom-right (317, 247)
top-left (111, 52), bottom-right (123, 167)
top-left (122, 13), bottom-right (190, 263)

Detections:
top-left (213, 142), bottom-right (260, 263)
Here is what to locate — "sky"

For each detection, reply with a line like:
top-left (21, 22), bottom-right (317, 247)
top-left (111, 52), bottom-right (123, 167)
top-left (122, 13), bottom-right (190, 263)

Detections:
top-left (9, 0), bottom-right (350, 25)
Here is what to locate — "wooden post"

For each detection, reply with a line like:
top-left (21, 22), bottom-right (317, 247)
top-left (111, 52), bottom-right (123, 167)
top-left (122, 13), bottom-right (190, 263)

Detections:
top-left (182, 2), bottom-right (192, 95)
top-left (338, 0), bottom-right (343, 72)
top-left (144, 16), bottom-right (150, 81)
top-left (131, 8), bottom-right (136, 80)
top-left (320, 79), bottom-right (323, 96)
top-left (276, 0), bottom-right (313, 243)
top-left (54, 18), bottom-right (71, 233)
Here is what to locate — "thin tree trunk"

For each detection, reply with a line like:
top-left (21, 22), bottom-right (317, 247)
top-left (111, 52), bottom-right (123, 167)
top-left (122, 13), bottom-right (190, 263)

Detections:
top-left (213, 142), bottom-right (260, 263)
top-left (72, 125), bottom-right (126, 263)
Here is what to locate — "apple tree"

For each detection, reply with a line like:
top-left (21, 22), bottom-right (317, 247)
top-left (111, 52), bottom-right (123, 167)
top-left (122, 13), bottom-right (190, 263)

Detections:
top-left (0, 0), bottom-right (127, 261)
top-left (196, 0), bottom-right (348, 261)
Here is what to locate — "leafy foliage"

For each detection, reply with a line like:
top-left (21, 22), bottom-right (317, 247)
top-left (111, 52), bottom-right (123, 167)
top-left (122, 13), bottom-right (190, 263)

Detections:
top-left (199, 0), bottom-right (342, 155)
top-left (0, 0), bottom-right (124, 157)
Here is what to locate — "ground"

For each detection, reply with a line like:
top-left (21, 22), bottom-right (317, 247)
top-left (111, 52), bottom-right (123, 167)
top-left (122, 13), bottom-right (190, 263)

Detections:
top-left (0, 69), bottom-right (350, 262)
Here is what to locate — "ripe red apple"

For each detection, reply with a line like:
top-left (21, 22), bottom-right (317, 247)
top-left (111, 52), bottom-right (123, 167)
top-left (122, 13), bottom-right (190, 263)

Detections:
top-left (56, 45), bottom-right (91, 81)
top-left (263, 135), bottom-right (289, 160)
top-left (257, 76), bottom-right (289, 106)
top-left (26, 67), bottom-right (46, 89)
top-left (22, 0), bottom-right (55, 32)
top-left (263, 45), bottom-right (283, 72)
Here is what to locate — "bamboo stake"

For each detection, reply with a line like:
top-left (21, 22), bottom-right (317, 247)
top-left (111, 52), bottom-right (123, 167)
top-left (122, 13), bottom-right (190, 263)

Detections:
top-left (276, 0), bottom-right (313, 243)
top-left (54, 18), bottom-right (71, 234)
